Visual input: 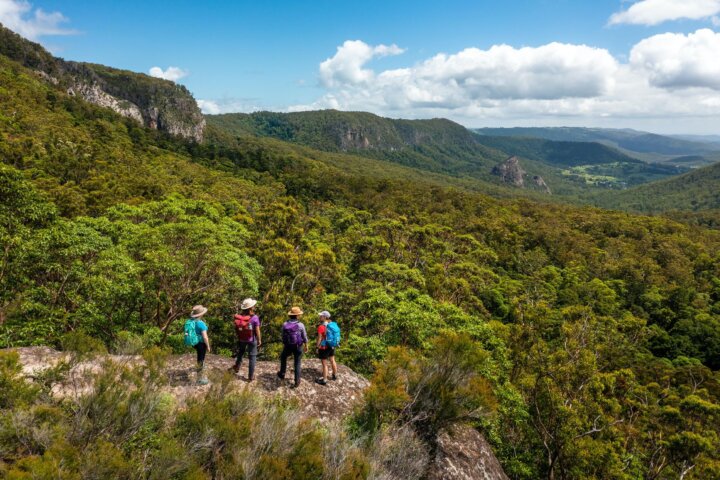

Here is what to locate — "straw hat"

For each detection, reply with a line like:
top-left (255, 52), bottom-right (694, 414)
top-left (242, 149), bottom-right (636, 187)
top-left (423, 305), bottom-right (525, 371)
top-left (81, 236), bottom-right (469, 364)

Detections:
top-left (240, 298), bottom-right (257, 310)
top-left (287, 306), bottom-right (304, 316)
top-left (190, 305), bottom-right (208, 318)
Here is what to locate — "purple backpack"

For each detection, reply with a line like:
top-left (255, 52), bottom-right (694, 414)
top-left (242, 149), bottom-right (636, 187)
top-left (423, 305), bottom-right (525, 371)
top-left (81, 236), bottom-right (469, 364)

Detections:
top-left (282, 321), bottom-right (304, 346)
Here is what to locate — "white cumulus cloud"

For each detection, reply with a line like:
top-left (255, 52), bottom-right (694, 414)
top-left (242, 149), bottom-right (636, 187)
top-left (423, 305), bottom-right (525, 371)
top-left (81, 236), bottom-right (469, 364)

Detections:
top-left (197, 99), bottom-right (221, 115)
top-left (148, 66), bottom-right (189, 82)
top-left (630, 29), bottom-right (720, 90)
top-left (196, 98), bottom-right (264, 115)
top-left (307, 40), bottom-right (619, 113)
top-left (609, 0), bottom-right (720, 26)
top-left (0, 0), bottom-right (76, 40)
top-left (319, 40), bottom-right (405, 88)
top-left (290, 33), bottom-right (720, 132)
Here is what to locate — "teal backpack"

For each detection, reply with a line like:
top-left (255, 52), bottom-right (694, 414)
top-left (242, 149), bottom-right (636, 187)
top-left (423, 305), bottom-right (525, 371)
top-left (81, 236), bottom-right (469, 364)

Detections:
top-left (325, 321), bottom-right (341, 348)
top-left (184, 319), bottom-right (200, 347)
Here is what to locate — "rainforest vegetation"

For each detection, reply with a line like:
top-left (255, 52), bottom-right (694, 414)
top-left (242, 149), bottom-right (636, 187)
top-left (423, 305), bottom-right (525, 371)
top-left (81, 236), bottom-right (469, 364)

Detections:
top-left (1, 42), bottom-right (720, 479)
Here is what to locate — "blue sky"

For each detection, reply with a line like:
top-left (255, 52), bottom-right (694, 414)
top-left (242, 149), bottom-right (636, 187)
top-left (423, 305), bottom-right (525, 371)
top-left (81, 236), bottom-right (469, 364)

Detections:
top-left (3, 0), bottom-right (720, 133)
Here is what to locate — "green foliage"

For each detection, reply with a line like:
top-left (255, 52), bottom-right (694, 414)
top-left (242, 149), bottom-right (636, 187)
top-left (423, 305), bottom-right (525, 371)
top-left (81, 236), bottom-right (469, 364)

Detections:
top-left (0, 23), bottom-right (204, 142)
top-left (474, 126), bottom-right (719, 158)
top-left (0, 352), bottom-right (37, 409)
top-left (2, 355), bottom-right (417, 479)
top-left (206, 110), bottom-right (605, 198)
top-left (593, 160), bottom-right (720, 212)
top-left (60, 331), bottom-right (107, 356)
top-left (1, 44), bottom-right (720, 479)
top-left (356, 333), bottom-right (497, 444)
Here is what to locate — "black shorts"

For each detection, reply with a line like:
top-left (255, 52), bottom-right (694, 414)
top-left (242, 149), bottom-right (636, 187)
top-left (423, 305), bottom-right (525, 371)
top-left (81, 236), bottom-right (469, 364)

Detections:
top-left (194, 342), bottom-right (207, 364)
top-left (318, 347), bottom-right (335, 360)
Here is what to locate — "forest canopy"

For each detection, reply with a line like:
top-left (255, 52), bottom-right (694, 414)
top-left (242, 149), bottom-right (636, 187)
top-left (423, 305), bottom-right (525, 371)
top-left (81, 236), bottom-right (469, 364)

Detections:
top-left (1, 47), bottom-right (720, 479)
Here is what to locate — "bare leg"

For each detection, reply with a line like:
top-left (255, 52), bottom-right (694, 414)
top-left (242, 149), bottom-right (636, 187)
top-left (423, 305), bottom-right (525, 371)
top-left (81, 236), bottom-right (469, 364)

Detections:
top-left (330, 356), bottom-right (338, 377)
top-left (321, 358), bottom-right (328, 380)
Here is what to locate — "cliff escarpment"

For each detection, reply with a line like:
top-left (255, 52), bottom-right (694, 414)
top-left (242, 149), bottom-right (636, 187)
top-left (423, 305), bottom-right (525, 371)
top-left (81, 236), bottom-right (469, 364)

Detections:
top-left (0, 23), bottom-right (205, 142)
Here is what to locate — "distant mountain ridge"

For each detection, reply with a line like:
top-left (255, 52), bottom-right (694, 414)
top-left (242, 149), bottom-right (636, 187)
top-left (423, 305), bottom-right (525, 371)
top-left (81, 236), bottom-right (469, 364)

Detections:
top-left (592, 160), bottom-right (720, 212)
top-left (0, 23), bottom-right (205, 141)
top-left (474, 126), bottom-right (720, 165)
top-left (208, 109), bottom-right (509, 176)
top-left (474, 135), bottom-right (642, 167)
top-left (473, 134), bottom-right (688, 188)
top-left (209, 110), bottom-right (703, 196)
top-left (208, 110), bottom-right (630, 197)
top-left (208, 109), bottom-right (483, 152)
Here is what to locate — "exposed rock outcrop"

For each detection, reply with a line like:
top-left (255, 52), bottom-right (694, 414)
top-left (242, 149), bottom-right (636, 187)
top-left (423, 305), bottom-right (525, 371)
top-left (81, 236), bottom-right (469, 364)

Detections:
top-left (12, 347), bottom-right (510, 479)
top-left (492, 157), bottom-right (552, 195)
top-left (429, 426), bottom-right (510, 480)
top-left (13, 346), bottom-right (367, 420)
top-left (67, 82), bottom-right (144, 124)
top-left (492, 156), bottom-right (526, 187)
top-left (341, 128), bottom-right (372, 150)
top-left (0, 23), bottom-right (205, 142)
top-left (532, 175), bottom-right (552, 194)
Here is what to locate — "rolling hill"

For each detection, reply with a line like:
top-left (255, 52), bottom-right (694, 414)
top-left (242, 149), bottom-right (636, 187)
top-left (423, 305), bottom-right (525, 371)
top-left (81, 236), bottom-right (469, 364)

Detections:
top-left (472, 134), bottom-right (687, 188)
top-left (592, 160), bottom-right (720, 212)
top-left (3, 25), bottom-right (720, 480)
top-left (209, 111), bottom-right (691, 193)
top-left (474, 126), bottom-right (720, 166)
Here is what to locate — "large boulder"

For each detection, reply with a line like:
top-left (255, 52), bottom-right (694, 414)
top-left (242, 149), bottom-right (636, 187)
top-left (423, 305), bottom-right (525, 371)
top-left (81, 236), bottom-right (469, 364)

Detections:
top-left (429, 426), bottom-right (510, 480)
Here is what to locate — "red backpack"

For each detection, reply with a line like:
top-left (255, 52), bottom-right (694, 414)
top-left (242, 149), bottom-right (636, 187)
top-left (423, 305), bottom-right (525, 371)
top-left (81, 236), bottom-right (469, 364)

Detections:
top-left (234, 315), bottom-right (254, 342)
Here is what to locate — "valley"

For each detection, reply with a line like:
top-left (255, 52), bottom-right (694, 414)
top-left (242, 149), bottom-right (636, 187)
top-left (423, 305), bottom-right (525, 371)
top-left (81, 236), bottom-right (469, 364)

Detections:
top-left (1, 16), bottom-right (720, 480)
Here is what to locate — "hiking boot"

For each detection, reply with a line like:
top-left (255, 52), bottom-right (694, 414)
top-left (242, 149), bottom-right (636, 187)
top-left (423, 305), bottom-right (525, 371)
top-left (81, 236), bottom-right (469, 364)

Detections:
top-left (196, 378), bottom-right (209, 386)
top-left (331, 374), bottom-right (337, 381)
top-left (276, 372), bottom-right (285, 380)
top-left (228, 365), bottom-right (240, 374)
top-left (315, 378), bottom-right (327, 386)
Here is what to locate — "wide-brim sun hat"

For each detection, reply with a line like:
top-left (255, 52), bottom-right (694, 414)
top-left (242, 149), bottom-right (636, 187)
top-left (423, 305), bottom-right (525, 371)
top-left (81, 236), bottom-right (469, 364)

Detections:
top-left (241, 298), bottom-right (257, 310)
top-left (318, 310), bottom-right (331, 318)
top-left (190, 305), bottom-right (208, 318)
top-left (287, 306), bottom-right (304, 316)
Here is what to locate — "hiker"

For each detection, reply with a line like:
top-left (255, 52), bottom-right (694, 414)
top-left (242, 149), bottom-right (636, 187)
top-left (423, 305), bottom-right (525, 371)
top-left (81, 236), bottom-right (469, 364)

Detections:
top-left (184, 305), bottom-right (211, 385)
top-left (277, 306), bottom-right (308, 388)
top-left (315, 310), bottom-right (340, 385)
top-left (229, 298), bottom-right (261, 381)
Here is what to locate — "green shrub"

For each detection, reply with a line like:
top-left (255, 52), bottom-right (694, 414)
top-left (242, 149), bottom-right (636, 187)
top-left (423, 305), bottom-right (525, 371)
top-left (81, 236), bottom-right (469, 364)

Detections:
top-left (60, 331), bottom-right (107, 357)
top-left (289, 427), bottom-right (325, 480)
top-left (255, 454), bottom-right (292, 480)
top-left (0, 352), bottom-right (37, 409)
top-left (114, 331), bottom-right (145, 355)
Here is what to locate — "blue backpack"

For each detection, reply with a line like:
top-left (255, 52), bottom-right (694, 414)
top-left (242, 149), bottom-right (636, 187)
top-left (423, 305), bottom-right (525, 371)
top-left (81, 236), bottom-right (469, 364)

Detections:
top-left (184, 319), bottom-right (200, 347)
top-left (324, 321), bottom-right (341, 348)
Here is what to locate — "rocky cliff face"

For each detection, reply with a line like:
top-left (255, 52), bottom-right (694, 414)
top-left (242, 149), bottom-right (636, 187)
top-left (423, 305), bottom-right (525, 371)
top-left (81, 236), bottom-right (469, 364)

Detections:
top-left (532, 175), bottom-right (552, 194)
top-left (492, 156), bottom-right (552, 194)
top-left (13, 347), bottom-right (509, 479)
top-left (0, 24), bottom-right (205, 142)
top-left (67, 81), bottom-right (144, 124)
top-left (492, 156), bottom-right (526, 187)
top-left (429, 426), bottom-right (510, 480)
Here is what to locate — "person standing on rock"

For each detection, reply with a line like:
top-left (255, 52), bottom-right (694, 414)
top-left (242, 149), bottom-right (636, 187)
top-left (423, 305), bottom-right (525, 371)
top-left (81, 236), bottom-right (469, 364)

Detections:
top-left (229, 298), bottom-right (261, 381)
top-left (185, 305), bottom-right (211, 385)
top-left (277, 306), bottom-right (308, 388)
top-left (315, 310), bottom-right (339, 386)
